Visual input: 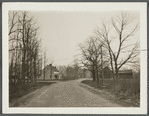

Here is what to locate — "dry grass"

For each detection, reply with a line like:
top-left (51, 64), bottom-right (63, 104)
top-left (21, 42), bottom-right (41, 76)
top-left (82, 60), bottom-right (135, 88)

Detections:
top-left (9, 82), bottom-right (55, 102)
top-left (81, 78), bottom-right (140, 106)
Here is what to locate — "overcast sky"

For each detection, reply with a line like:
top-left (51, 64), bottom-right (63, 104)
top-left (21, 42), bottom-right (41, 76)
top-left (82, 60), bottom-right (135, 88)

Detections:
top-left (29, 11), bottom-right (139, 67)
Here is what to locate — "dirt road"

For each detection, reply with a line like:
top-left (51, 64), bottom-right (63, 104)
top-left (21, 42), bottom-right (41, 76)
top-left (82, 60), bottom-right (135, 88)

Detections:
top-left (10, 79), bottom-right (122, 107)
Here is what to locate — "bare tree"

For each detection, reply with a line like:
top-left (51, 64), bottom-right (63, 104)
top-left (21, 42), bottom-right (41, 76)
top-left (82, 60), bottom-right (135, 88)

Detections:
top-left (9, 11), bottom-right (40, 84)
top-left (9, 11), bottom-right (19, 36)
top-left (94, 12), bottom-right (139, 80)
top-left (79, 37), bottom-right (106, 82)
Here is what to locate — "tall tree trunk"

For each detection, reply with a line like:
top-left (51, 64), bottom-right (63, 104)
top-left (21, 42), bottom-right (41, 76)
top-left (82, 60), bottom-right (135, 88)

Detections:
top-left (96, 63), bottom-right (99, 82)
top-left (92, 62), bottom-right (96, 82)
top-left (115, 70), bottom-right (119, 81)
top-left (101, 46), bottom-right (104, 85)
top-left (92, 70), bottom-right (96, 82)
top-left (92, 71), bottom-right (95, 82)
top-left (22, 49), bottom-right (26, 84)
top-left (14, 50), bottom-right (17, 84)
top-left (33, 52), bottom-right (37, 82)
top-left (26, 50), bottom-right (29, 83)
top-left (30, 52), bottom-right (32, 82)
top-left (10, 53), bottom-right (14, 84)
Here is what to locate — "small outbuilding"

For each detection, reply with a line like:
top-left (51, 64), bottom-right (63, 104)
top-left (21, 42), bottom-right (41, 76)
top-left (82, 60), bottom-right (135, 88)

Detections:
top-left (118, 70), bottom-right (133, 79)
top-left (99, 67), bottom-right (113, 78)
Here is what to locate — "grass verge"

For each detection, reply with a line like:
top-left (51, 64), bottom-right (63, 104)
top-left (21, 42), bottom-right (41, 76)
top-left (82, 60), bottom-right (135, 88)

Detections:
top-left (81, 78), bottom-right (140, 107)
top-left (9, 82), bottom-right (55, 102)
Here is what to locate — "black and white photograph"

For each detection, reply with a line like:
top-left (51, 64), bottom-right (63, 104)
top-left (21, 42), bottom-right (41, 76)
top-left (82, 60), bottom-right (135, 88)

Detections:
top-left (2, 3), bottom-right (147, 114)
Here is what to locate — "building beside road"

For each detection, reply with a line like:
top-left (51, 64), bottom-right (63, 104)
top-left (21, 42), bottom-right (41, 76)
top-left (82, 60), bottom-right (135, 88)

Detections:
top-left (99, 67), bottom-right (113, 79)
top-left (118, 70), bottom-right (133, 79)
top-left (39, 64), bottom-right (61, 80)
top-left (99, 67), bottom-right (133, 79)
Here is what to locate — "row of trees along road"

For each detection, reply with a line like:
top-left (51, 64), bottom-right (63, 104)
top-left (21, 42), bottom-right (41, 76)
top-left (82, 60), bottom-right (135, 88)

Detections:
top-left (79, 12), bottom-right (140, 83)
top-left (9, 11), bottom-right (43, 84)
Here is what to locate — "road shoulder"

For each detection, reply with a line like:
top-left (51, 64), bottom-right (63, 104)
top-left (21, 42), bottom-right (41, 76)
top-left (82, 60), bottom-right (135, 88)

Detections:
top-left (79, 80), bottom-right (137, 107)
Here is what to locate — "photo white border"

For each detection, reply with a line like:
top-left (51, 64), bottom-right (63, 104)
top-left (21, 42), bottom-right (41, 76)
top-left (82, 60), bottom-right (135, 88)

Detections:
top-left (2, 2), bottom-right (147, 114)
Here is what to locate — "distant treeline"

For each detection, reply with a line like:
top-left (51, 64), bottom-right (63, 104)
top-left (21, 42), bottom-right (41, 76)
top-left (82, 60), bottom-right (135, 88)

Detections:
top-left (58, 65), bottom-right (90, 80)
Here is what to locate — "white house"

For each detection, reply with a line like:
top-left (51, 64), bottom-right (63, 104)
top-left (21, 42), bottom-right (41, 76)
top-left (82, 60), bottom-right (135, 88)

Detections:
top-left (40, 64), bottom-right (61, 80)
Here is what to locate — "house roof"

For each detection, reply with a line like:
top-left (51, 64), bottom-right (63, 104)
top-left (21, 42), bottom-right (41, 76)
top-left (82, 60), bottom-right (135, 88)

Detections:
top-left (99, 67), bottom-right (111, 71)
top-left (52, 66), bottom-right (59, 72)
top-left (118, 70), bottom-right (132, 74)
top-left (43, 64), bottom-right (59, 72)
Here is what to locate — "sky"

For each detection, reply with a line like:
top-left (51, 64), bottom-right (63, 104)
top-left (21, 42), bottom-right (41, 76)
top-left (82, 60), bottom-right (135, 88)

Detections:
top-left (29, 11), bottom-right (140, 67)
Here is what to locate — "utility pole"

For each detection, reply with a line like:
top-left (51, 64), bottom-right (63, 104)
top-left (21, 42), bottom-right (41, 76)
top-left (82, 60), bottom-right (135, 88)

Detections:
top-left (101, 45), bottom-right (104, 86)
top-left (44, 49), bottom-right (46, 80)
top-left (41, 50), bottom-right (43, 80)
top-left (50, 63), bottom-right (52, 80)
top-left (37, 57), bottom-right (40, 80)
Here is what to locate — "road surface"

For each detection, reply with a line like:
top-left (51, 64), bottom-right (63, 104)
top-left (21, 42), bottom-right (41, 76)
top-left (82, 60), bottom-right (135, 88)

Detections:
top-left (10, 79), bottom-right (122, 107)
